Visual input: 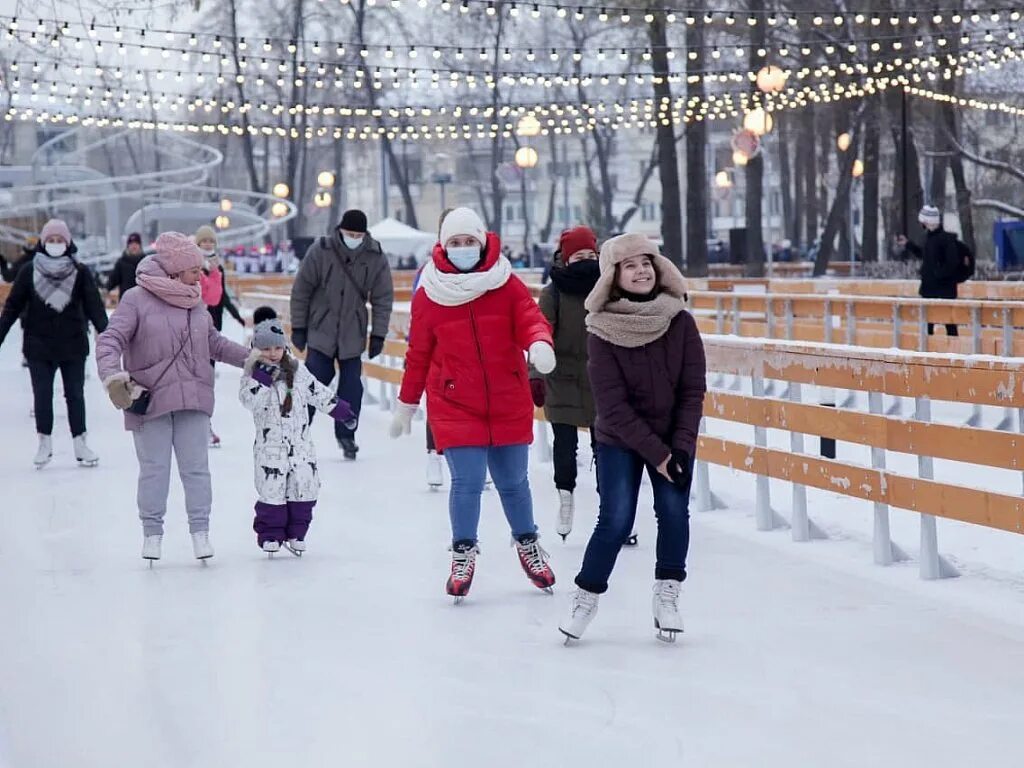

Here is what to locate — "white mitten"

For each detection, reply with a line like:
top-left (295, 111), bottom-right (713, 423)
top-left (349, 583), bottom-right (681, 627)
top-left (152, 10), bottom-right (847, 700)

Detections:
top-left (388, 401), bottom-right (418, 439)
top-left (528, 341), bottom-right (556, 375)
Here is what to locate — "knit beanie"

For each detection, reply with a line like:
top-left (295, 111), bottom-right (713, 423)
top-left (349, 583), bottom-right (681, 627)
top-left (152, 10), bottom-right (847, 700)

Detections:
top-left (152, 231), bottom-right (203, 275)
top-left (195, 225), bottom-right (218, 245)
top-left (559, 226), bottom-right (598, 261)
top-left (439, 207), bottom-right (487, 248)
top-left (40, 219), bottom-right (72, 244)
top-left (253, 317), bottom-right (288, 350)
top-left (339, 209), bottom-right (368, 233)
top-left (918, 205), bottom-right (941, 227)
top-left (127, 232), bottom-right (143, 246)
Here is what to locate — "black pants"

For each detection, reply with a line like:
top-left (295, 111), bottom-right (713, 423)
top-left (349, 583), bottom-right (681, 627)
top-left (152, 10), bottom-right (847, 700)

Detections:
top-left (425, 420), bottom-right (437, 453)
top-left (927, 323), bottom-right (958, 337)
top-left (27, 358), bottom-right (86, 437)
top-left (552, 422), bottom-right (595, 492)
top-left (304, 349), bottom-right (363, 441)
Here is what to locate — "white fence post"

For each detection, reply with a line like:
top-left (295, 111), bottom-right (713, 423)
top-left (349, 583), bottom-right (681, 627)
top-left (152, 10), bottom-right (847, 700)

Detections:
top-left (868, 391), bottom-right (908, 565)
top-left (967, 306), bottom-right (983, 427)
top-left (914, 396), bottom-right (959, 579)
top-left (788, 382), bottom-right (826, 541)
top-left (693, 419), bottom-right (724, 512)
top-left (752, 371), bottom-right (787, 532)
top-left (996, 307), bottom-right (1015, 431)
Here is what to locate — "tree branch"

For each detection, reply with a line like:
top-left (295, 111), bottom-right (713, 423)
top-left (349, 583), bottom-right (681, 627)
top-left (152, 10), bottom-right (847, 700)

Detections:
top-left (973, 198), bottom-right (1024, 218)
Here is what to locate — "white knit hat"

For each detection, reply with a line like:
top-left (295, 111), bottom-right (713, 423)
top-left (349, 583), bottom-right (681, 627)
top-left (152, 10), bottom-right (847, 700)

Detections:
top-left (439, 207), bottom-right (487, 248)
top-left (918, 205), bottom-right (941, 227)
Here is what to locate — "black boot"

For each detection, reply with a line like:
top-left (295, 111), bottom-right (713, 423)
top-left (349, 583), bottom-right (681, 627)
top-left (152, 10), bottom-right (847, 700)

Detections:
top-left (338, 437), bottom-right (359, 460)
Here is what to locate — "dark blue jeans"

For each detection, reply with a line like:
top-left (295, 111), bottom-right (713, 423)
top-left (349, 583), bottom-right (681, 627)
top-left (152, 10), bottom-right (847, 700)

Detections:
top-left (304, 349), bottom-right (363, 441)
top-left (575, 442), bottom-right (692, 594)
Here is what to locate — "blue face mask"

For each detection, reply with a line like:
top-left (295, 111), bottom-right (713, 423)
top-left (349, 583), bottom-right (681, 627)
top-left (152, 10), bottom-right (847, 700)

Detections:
top-left (447, 246), bottom-right (482, 272)
top-left (343, 235), bottom-right (364, 250)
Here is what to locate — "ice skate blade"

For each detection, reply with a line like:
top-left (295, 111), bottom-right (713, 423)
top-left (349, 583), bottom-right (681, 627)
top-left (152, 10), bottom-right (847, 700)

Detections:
top-left (559, 629), bottom-right (580, 646)
top-left (146, 559), bottom-right (156, 569)
top-left (558, 533), bottom-right (568, 542)
top-left (284, 543), bottom-right (304, 557)
top-left (542, 586), bottom-right (554, 595)
top-left (452, 595), bottom-right (465, 605)
top-left (77, 459), bottom-right (99, 468)
top-left (654, 620), bottom-right (682, 643)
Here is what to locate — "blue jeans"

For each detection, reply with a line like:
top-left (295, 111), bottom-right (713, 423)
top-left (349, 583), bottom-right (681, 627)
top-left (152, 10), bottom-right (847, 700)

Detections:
top-left (575, 442), bottom-right (692, 594)
top-left (445, 444), bottom-right (537, 545)
top-left (304, 349), bottom-right (363, 441)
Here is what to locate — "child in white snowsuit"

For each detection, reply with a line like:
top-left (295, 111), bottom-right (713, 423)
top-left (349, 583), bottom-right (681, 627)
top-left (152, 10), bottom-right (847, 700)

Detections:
top-left (240, 308), bottom-right (357, 554)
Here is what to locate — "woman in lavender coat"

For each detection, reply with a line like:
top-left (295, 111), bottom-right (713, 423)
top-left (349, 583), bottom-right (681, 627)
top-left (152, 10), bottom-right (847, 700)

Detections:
top-left (559, 233), bottom-right (706, 644)
top-left (96, 232), bottom-right (250, 563)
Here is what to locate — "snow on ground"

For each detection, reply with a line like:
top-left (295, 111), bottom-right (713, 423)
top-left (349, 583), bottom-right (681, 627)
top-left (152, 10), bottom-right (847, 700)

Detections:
top-left (1, 325), bottom-right (1023, 768)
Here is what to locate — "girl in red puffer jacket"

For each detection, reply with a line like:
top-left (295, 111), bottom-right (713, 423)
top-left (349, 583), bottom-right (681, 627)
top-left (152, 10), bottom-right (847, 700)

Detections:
top-left (389, 207), bottom-right (557, 602)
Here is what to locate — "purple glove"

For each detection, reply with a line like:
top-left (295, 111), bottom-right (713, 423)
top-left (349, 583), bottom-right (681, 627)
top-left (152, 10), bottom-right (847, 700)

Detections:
top-left (530, 378), bottom-right (546, 408)
top-left (251, 362), bottom-right (275, 387)
top-left (329, 399), bottom-right (357, 430)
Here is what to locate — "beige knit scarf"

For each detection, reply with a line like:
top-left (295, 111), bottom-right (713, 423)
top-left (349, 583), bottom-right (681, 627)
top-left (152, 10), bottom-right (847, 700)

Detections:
top-left (585, 292), bottom-right (685, 348)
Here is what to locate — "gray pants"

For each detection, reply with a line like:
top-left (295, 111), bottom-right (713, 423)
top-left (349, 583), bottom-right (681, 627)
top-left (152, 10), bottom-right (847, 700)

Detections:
top-left (132, 410), bottom-right (212, 536)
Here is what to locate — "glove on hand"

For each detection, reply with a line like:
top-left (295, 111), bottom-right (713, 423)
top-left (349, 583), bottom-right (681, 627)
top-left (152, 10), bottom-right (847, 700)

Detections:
top-left (291, 328), bottom-right (307, 352)
top-left (388, 401), bottom-right (418, 439)
top-left (104, 372), bottom-right (134, 410)
top-left (529, 378), bottom-right (546, 408)
top-left (667, 449), bottom-right (692, 487)
top-left (528, 341), bottom-right (556, 375)
top-left (251, 362), bottom-right (276, 387)
top-left (367, 335), bottom-right (386, 359)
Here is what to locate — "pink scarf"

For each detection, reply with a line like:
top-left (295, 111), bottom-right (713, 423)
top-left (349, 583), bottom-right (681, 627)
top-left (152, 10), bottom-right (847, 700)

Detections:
top-left (135, 256), bottom-right (202, 309)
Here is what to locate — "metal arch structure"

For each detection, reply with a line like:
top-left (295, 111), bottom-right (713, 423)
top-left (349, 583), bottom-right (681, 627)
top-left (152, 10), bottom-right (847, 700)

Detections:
top-left (0, 126), bottom-right (295, 267)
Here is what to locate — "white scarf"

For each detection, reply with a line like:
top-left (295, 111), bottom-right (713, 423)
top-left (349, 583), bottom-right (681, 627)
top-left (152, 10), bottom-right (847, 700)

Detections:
top-left (417, 256), bottom-right (512, 307)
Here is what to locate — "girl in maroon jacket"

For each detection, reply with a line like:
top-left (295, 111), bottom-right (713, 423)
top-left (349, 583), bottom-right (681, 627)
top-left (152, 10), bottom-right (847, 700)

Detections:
top-left (389, 207), bottom-right (558, 602)
top-left (559, 233), bottom-right (706, 643)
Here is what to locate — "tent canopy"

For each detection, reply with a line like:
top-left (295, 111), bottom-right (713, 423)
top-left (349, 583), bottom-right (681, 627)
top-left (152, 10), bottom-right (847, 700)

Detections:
top-left (369, 217), bottom-right (436, 261)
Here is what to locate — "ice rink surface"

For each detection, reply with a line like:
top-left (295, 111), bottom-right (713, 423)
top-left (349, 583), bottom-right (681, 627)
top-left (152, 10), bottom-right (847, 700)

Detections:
top-left (1, 328), bottom-right (1022, 768)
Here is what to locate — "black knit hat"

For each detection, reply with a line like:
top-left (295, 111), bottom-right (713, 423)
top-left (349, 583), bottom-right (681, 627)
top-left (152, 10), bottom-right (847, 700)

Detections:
top-left (339, 209), bottom-right (368, 234)
top-left (127, 232), bottom-right (142, 245)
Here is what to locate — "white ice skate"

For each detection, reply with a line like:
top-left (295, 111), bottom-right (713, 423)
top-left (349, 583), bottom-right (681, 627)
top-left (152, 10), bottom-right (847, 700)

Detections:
top-left (33, 435), bottom-right (53, 469)
top-left (556, 490), bottom-right (574, 540)
top-left (559, 588), bottom-right (600, 644)
top-left (73, 434), bottom-right (99, 467)
top-left (191, 531), bottom-right (215, 561)
top-left (262, 540), bottom-right (281, 557)
top-left (426, 450), bottom-right (444, 490)
top-left (285, 539), bottom-right (306, 557)
top-left (652, 580), bottom-right (684, 642)
top-left (142, 534), bottom-right (163, 564)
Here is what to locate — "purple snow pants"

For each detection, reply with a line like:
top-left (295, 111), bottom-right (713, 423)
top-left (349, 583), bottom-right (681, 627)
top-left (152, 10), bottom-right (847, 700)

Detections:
top-left (254, 501), bottom-right (316, 545)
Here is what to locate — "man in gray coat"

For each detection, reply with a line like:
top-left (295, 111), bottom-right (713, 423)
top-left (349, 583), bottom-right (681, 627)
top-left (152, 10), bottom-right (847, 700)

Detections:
top-left (290, 209), bottom-right (394, 459)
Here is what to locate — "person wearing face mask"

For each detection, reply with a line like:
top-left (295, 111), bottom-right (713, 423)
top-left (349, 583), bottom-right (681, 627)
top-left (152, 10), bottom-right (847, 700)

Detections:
top-left (559, 234), bottom-right (706, 644)
top-left (106, 232), bottom-right (147, 300)
top-left (529, 227), bottom-right (602, 541)
top-left (0, 219), bottom-right (108, 469)
top-left (195, 225), bottom-right (244, 447)
top-left (389, 207), bottom-right (558, 602)
top-left (291, 209), bottom-right (394, 460)
top-left (96, 232), bottom-right (249, 563)
top-left (896, 205), bottom-right (962, 337)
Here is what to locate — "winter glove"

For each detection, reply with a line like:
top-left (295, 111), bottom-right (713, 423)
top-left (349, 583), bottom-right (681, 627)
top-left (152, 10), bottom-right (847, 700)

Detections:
top-left (667, 449), bottom-right (692, 487)
top-left (291, 327), bottom-right (307, 352)
top-left (367, 335), bottom-right (386, 360)
top-left (529, 378), bottom-right (546, 408)
top-left (103, 372), bottom-right (134, 410)
top-left (251, 362), bottom-right (276, 388)
top-left (528, 341), bottom-right (556, 375)
top-left (388, 401), bottom-right (418, 439)
top-left (328, 398), bottom-right (358, 431)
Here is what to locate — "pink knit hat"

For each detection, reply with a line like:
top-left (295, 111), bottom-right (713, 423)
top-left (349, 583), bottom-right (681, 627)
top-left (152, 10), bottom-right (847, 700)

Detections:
top-left (40, 218), bottom-right (72, 244)
top-left (152, 231), bottom-right (203, 275)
